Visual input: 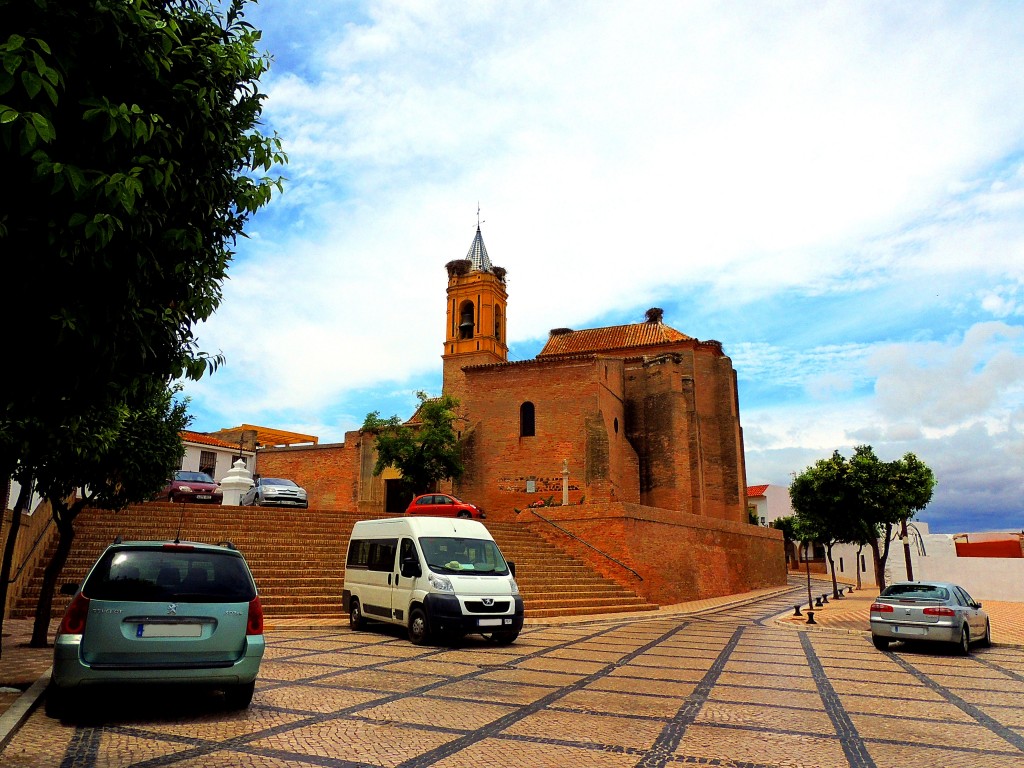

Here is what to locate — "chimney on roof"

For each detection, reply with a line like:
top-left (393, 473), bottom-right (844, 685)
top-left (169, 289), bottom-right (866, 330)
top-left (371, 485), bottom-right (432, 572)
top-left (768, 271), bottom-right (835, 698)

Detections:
top-left (645, 307), bottom-right (664, 324)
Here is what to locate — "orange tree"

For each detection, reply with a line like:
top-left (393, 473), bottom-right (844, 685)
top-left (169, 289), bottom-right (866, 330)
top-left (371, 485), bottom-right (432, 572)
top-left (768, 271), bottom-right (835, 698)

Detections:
top-left (0, 0), bottom-right (284, 646)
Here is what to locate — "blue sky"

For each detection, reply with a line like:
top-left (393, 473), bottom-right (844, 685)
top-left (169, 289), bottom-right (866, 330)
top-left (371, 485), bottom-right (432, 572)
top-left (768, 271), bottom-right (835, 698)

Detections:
top-left (182, 1), bottom-right (1024, 534)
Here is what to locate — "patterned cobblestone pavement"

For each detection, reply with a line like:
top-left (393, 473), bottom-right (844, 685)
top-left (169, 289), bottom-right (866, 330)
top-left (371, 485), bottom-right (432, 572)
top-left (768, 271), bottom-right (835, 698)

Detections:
top-left (3, 584), bottom-right (1024, 768)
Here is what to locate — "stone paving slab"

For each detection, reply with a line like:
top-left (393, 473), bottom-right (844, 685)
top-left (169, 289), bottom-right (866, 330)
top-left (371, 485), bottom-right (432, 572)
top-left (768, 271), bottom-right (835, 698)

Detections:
top-left (3, 578), bottom-right (1024, 766)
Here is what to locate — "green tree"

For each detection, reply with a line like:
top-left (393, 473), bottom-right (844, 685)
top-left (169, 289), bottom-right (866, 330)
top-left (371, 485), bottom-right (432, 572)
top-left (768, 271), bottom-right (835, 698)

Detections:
top-left (28, 384), bottom-right (190, 645)
top-left (850, 447), bottom-right (935, 591)
top-left (790, 450), bottom-right (866, 599)
top-left (790, 446), bottom-right (936, 595)
top-left (0, 0), bottom-right (284, 647)
top-left (362, 392), bottom-right (464, 495)
top-left (1, 0), bottom-right (284, 474)
top-left (769, 515), bottom-right (800, 569)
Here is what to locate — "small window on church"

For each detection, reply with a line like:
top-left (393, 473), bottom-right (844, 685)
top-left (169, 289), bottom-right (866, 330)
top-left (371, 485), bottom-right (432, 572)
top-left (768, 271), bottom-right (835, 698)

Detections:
top-left (613, 417), bottom-right (619, 434)
top-left (459, 300), bottom-right (474, 339)
top-left (495, 305), bottom-right (502, 342)
top-left (520, 402), bottom-right (535, 438)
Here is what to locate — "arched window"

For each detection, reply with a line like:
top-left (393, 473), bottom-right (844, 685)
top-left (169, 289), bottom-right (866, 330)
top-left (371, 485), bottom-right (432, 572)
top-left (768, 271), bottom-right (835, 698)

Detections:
top-left (520, 402), bottom-right (535, 437)
top-left (494, 305), bottom-right (502, 342)
top-left (458, 300), bottom-right (474, 339)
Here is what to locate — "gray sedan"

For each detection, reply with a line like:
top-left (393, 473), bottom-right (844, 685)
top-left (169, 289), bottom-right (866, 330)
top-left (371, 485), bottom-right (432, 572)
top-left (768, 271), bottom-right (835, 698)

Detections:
top-left (870, 581), bottom-right (990, 654)
top-left (241, 476), bottom-right (308, 508)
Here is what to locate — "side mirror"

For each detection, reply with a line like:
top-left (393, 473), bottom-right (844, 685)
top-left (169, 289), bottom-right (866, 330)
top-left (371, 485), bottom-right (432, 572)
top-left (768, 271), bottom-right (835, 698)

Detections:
top-left (59, 583), bottom-right (79, 596)
top-left (974, 601), bottom-right (982, 609)
top-left (400, 556), bottom-right (421, 578)
top-left (508, 560), bottom-right (516, 578)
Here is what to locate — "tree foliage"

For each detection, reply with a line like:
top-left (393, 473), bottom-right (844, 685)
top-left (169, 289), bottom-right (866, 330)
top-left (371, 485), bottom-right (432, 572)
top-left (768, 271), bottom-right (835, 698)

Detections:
top-left (0, 0), bottom-right (285, 477)
top-left (30, 383), bottom-right (190, 645)
top-left (789, 445), bottom-right (936, 593)
top-left (0, 0), bottom-right (285, 646)
top-left (362, 392), bottom-right (464, 495)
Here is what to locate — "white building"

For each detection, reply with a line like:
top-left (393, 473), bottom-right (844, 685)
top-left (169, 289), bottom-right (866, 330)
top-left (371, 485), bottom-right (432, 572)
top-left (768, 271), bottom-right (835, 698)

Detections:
top-left (746, 484), bottom-right (793, 526)
top-left (180, 430), bottom-right (255, 484)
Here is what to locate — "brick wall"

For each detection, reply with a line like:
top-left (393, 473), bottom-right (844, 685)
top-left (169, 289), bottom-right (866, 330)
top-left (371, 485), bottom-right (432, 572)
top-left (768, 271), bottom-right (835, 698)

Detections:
top-left (517, 501), bottom-right (787, 605)
top-left (456, 356), bottom-right (639, 518)
top-left (255, 435), bottom-right (362, 510)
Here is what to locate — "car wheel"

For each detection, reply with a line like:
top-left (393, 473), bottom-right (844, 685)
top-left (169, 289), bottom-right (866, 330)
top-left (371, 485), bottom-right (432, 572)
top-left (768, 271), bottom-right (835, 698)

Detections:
top-left (980, 620), bottom-right (991, 648)
top-left (871, 634), bottom-right (889, 651)
top-left (44, 683), bottom-right (72, 719)
top-left (350, 599), bottom-right (364, 631)
top-left (408, 607), bottom-right (429, 645)
top-left (456, 511), bottom-right (471, 519)
top-left (956, 625), bottom-right (970, 656)
top-left (225, 680), bottom-right (256, 709)
top-left (488, 629), bottom-right (520, 645)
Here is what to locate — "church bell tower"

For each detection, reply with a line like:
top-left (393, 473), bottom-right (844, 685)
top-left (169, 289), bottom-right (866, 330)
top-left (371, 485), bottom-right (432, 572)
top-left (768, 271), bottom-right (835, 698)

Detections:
top-left (442, 224), bottom-right (508, 404)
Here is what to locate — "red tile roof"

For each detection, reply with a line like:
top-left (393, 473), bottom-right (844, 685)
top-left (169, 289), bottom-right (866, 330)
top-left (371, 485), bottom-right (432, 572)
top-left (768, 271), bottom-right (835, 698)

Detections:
top-left (746, 484), bottom-right (769, 497)
top-left (181, 430), bottom-right (241, 450)
top-left (538, 322), bottom-right (692, 357)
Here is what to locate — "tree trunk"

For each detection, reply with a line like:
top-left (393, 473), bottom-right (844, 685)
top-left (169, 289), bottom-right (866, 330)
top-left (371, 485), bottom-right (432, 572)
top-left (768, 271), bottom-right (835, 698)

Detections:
top-left (868, 538), bottom-right (882, 592)
top-left (826, 542), bottom-right (839, 597)
top-left (855, 545), bottom-right (863, 590)
top-left (803, 543), bottom-right (813, 610)
top-left (901, 518), bottom-right (914, 581)
top-left (869, 524), bottom-right (895, 594)
top-left (30, 503), bottom-right (76, 648)
top-left (0, 483), bottom-right (31, 660)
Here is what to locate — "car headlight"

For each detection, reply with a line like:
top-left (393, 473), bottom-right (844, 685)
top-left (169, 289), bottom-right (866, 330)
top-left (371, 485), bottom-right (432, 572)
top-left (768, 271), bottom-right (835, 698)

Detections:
top-left (509, 578), bottom-right (520, 596)
top-left (179, 485), bottom-right (193, 493)
top-left (428, 572), bottom-right (454, 593)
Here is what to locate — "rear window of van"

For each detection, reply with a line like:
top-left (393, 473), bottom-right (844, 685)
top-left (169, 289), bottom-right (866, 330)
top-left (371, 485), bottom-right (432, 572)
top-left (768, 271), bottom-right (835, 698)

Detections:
top-left (83, 547), bottom-right (256, 603)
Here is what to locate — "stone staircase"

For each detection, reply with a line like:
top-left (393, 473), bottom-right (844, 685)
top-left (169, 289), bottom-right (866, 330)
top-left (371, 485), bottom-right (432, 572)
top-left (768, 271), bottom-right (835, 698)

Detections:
top-left (11, 504), bottom-right (657, 622)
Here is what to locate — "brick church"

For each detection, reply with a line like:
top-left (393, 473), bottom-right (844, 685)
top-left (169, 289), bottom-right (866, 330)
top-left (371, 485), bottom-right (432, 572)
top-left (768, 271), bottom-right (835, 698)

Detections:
top-left (254, 226), bottom-right (785, 603)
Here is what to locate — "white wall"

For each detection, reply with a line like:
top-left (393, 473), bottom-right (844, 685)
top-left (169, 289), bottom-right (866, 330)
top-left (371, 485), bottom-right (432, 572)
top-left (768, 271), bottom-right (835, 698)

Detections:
top-left (180, 444), bottom-right (253, 484)
top-left (827, 523), bottom-right (1024, 601)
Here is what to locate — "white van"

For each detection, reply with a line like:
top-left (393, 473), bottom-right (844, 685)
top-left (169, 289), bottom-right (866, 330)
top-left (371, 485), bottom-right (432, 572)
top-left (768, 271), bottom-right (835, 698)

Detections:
top-left (342, 517), bottom-right (524, 645)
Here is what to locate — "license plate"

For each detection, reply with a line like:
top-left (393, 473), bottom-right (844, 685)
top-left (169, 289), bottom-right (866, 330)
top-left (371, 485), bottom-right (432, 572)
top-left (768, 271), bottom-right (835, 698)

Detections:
top-left (893, 626), bottom-right (926, 636)
top-left (478, 618), bottom-right (502, 627)
top-left (136, 623), bottom-right (202, 638)
top-left (195, 495), bottom-right (211, 500)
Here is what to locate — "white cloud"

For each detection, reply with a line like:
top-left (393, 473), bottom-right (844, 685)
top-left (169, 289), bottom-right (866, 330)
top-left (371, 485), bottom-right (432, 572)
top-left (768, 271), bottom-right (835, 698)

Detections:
top-left (178, 2), bottom-right (1024, 530)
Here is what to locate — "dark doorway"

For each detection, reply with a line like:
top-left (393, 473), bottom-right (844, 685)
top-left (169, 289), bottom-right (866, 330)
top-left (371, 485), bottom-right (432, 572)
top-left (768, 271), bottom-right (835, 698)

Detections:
top-left (385, 479), bottom-right (414, 514)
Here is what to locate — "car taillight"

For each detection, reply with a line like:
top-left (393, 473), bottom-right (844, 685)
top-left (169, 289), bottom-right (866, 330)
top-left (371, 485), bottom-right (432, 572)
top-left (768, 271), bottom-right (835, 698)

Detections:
top-left (869, 603), bottom-right (893, 613)
top-left (923, 606), bottom-right (956, 616)
top-left (247, 596), bottom-right (264, 635)
top-left (57, 593), bottom-right (90, 637)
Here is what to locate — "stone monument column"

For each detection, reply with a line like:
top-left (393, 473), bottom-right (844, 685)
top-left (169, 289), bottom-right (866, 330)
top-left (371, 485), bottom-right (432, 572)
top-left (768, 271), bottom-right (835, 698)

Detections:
top-left (219, 459), bottom-right (254, 506)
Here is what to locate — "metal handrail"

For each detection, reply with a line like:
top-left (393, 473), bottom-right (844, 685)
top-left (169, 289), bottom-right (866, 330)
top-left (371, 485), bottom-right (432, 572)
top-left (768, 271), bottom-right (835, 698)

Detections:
top-left (519, 507), bottom-right (643, 581)
top-left (7, 514), bottom-right (54, 584)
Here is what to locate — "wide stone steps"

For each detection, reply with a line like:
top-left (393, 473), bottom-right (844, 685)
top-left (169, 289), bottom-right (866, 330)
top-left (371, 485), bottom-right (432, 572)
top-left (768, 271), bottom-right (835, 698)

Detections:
top-left (10, 503), bottom-right (657, 621)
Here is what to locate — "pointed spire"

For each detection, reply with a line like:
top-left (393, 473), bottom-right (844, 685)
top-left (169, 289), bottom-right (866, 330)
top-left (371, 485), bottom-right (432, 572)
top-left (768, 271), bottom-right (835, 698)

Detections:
top-left (465, 224), bottom-right (492, 272)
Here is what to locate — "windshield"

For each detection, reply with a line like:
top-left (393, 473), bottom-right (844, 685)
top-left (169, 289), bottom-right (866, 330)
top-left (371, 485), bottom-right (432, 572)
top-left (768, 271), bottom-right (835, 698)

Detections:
top-left (83, 547), bottom-right (256, 603)
top-left (419, 536), bottom-right (509, 575)
top-left (262, 478), bottom-right (296, 487)
top-left (175, 471), bottom-right (215, 483)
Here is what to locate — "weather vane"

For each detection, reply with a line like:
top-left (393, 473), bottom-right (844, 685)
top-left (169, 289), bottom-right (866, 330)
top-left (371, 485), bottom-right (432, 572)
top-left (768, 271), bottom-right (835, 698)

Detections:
top-left (476, 202), bottom-right (484, 229)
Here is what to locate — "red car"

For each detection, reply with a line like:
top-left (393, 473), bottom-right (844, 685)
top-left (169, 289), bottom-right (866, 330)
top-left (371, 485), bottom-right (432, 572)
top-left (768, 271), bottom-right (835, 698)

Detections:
top-left (404, 493), bottom-right (485, 519)
top-left (160, 470), bottom-right (223, 504)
